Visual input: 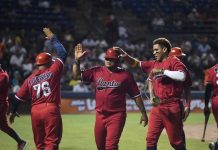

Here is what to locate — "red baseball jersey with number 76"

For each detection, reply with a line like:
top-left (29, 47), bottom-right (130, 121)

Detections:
top-left (15, 59), bottom-right (63, 106)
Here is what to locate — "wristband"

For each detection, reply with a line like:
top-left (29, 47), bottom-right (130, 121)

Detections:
top-left (73, 59), bottom-right (80, 65)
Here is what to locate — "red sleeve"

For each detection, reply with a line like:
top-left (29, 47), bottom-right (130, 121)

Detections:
top-left (16, 79), bottom-right (29, 102)
top-left (205, 69), bottom-right (213, 84)
top-left (81, 66), bottom-right (100, 82)
top-left (171, 58), bottom-right (186, 71)
top-left (49, 58), bottom-right (64, 75)
top-left (139, 60), bottom-right (155, 73)
top-left (126, 73), bottom-right (141, 98)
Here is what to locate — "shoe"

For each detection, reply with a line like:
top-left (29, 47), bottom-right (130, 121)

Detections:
top-left (18, 141), bottom-right (28, 150)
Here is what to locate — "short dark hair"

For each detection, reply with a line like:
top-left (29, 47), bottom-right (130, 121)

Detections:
top-left (153, 38), bottom-right (172, 53)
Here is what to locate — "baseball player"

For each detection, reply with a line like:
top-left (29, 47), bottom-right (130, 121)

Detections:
top-left (169, 47), bottom-right (192, 122)
top-left (9, 28), bottom-right (67, 150)
top-left (114, 38), bottom-right (190, 150)
top-left (204, 63), bottom-right (218, 149)
top-left (204, 63), bottom-right (218, 125)
top-left (169, 47), bottom-right (192, 146)
top-left (72, 44), bottom-right (148, 150)
top-left (0, 64), bottom-right (27, 150)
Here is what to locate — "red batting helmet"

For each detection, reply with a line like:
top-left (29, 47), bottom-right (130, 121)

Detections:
top-left (105, 48), bottom-right (119, 60)
top-left (35, 52), bottom-right (52, 65)
top-left (169, 47), bottom-right (186, 58)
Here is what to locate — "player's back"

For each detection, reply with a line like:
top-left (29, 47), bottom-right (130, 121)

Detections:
top-left (18, 59), bottom-right (63, 106)
top-left (207, 64), bottom-right (218, 96)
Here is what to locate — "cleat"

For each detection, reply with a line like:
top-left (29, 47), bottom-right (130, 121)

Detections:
top-left (18, 141), bottom-right (28, 150)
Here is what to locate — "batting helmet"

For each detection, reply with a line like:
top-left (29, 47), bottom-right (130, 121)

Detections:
top-left (169, 47), bottom-right (186, 58)
top-left (35, 52), bottom-right (52, 66)
top-left (105, 48), bottom-right (119, 60)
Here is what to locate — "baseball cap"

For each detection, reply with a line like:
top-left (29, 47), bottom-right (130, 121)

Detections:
top-left (169, 47), bottom-right (186, 58)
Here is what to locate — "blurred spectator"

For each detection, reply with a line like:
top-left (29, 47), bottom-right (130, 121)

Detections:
top-left (73, 81), bottom-right (90, 93)
top-left (82, 34), bottom-right (97, 48)
top-left (197, 36), bottom-right (211, 53)
top-left (18, 0), bottom-right (31, 7)
top-left (10, 50), bottom-right (24, 69)
top-left (22, 55), bottom-right (34, 77)
top-left (104, 13), bottom-right (119, 45)
top-left (0, 38), bottom-right (5, 61)
top-left (151, 13), bottom-right (165, 30)
top-left (118, 21), bottom-right (128, 38)
top-left (38, 0), bottom-right (50, 8)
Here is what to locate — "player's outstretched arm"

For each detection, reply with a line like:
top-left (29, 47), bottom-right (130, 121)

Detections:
top-left (133, 96), bottom-right (148, 127)
top-left (72, 43), bottom-right (86, 80)
top-left (113, 46), bottom-right (140, 68)
top-left (43, 27), bottom-right (67, 63)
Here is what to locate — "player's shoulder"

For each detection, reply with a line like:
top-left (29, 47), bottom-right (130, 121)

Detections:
top-left (27, 70), bottom-right (41, 79)
top-left (207, 64), bottom-right (218, 74)
top-left (117, 67), bottom-right (134, 76)
top-left (0, 70), bottom-right (9, 79)
top-left (168, 56), bottom-right (185, 65)
top-left (82, 65), bottom-right (102, 72)
top-left (211, 64), bottom-right (218, 70)
top-left (141, 60), bottom-right (156, 65)
top-left (168, 55), bottom-right (180, 62)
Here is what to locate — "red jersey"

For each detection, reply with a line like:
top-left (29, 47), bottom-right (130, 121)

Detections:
top-left (15, 59), bottom-right (63, 106)
top-left (205, 64), bottom-right (218, 97)
top-left (0, 69), bottom-right (9, 103)
top-left (81, 66), bottom-right (141, 112)
top-left (140, 56), bottom-right (190, 100)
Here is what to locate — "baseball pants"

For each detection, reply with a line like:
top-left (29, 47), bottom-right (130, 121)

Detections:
top-left (95, 111), bottom-right (126, 150)
top-left (0, 101), bottom-right (14, 134)
top-left (146, 100), bottom-right (186, 150)
top-left (211, 96), bottom-right (218, 128)
top-left (31, 103), bottom-right (62, 150)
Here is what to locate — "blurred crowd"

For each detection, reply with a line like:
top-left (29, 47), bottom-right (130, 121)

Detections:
top-left (0, 27), bottom-right (217, 93)
top-left (0, 0), bottom-right (217, 93)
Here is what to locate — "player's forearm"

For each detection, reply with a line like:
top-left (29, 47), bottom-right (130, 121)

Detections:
top-left (134, 96), bottom-right (147, 115)
top-left (205, 84), bottom-right (212, 107)
top-left (148, 79), bottom-right (155, 98)
top-left (72, 59), bottom-right (81, 80)
top-left (163, 70), bottom-right (186, 81)
top-left (51, 36), bottom-right (67, 62)
top-left (184, 87), bottom-right (191, 107)
top-left (124, 54), bottom-right (140, 68)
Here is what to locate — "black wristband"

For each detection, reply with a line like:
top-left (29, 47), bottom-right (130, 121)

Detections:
top-left (73, 59), bottom-right (80, 65)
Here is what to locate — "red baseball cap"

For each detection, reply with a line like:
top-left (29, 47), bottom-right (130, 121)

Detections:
top-left (35, 52), bottom-right (52, 65)
top-left (169, 47), bottom-right (186, 58)
top-left (105, 48), bottom-right (119, 60)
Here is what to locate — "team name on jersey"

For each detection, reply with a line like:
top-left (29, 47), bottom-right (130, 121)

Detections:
top-left (96, 77), bottom-right (121, 90)
top-left (29, 72), bottom-right (53, 86)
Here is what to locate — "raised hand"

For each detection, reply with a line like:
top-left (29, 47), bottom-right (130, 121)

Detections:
top-left (43, 27), bottom-right (54, 39)
top-left (74, 43), bottom-right (87, 60)
top-left (113, 46), bottom-right (128, 58)
top-left (140, 113), bottom-right (148, 127)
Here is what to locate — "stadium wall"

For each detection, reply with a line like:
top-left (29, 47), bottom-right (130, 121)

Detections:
top-left (11, 91), bottom-right (207, 114)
